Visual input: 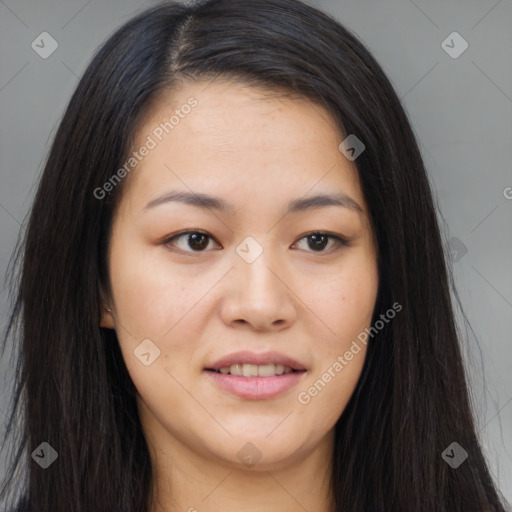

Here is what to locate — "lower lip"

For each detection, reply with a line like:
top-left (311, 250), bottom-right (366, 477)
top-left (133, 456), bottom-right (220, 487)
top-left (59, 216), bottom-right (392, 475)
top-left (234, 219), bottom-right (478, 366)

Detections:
top-left (204, 370), bottom-right (307, 400)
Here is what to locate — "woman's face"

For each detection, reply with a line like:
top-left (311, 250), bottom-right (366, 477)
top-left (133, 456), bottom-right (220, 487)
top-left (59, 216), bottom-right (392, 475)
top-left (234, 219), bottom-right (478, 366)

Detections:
top-left (102, 80), bottom-right (378, 471)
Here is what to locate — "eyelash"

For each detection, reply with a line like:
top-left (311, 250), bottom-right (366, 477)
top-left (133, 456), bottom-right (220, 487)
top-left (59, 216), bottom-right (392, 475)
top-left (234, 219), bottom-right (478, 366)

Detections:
top-left (161, 230), bottom-right (351, 255)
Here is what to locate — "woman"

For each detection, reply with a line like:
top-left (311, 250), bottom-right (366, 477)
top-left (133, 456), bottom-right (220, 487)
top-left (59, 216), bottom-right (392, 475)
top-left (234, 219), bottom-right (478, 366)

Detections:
top-left (1, 0), bottom-right (510, 510)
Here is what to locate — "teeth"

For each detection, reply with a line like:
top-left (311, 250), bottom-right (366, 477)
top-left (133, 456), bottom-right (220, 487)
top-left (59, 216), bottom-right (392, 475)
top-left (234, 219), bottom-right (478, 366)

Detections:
top-left (217, 363), bottom-right (295, 377)
top-left (258, 364), bottom-right (278, 377)
top-left (230, 364), bottom-right (243, 376)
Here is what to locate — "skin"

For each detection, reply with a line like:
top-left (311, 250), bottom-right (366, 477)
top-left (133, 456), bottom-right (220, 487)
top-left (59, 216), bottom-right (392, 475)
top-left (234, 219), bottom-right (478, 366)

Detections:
top-left (101, 79), bottom-right (379, 512)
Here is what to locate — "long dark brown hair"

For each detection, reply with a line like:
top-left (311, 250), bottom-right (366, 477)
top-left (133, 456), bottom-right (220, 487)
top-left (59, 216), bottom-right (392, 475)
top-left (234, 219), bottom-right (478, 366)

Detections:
top-left (1, 0), bottom-right (510, 510)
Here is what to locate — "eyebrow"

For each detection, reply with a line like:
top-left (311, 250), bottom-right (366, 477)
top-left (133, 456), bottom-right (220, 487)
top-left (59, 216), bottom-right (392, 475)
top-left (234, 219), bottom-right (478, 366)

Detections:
top-left (143, 190), bottom-right (364, 217)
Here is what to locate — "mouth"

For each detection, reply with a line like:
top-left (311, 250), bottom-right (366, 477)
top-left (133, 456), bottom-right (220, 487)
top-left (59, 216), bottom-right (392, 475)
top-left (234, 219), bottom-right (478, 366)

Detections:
top-left (203, 350), bottom-right (308, 399)
top-left (205, 363), bottom-right (306, 378)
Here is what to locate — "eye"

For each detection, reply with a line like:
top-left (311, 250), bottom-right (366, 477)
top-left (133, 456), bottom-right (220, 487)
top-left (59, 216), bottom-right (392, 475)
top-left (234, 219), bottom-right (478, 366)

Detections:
top-left (292, 232), bottom-right (350, 253)
top-left (163, 230), bottom-right (221, 253)
top-left (162, 230), bottom-right (350, 255)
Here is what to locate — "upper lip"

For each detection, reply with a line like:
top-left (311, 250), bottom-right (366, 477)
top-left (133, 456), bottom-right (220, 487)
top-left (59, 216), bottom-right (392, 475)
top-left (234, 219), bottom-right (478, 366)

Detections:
top-left (205, 350), bottom-right (307, 371)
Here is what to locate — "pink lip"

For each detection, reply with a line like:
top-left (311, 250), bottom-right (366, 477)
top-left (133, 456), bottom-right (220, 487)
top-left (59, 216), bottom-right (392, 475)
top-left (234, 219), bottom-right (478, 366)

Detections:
top-left (205, 350), bottom-right (307, 371)
top-left (204, 370), bottom-right (307, 400)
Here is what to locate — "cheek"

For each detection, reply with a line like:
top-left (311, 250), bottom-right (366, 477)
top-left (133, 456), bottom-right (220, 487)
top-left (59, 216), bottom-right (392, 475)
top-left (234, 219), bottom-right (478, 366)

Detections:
top-left (317, 349), bottom-right (367, 430)
top-left (309, 253), bottom-right (378, 347)
top-left (299, 247), bottom-right (377, 412)
top-left (296, 279), bottom-right (372, 432)
top-left (107, 229), bottom-right (217, 387)
top-left (108, 229), bottom-right (204, 339)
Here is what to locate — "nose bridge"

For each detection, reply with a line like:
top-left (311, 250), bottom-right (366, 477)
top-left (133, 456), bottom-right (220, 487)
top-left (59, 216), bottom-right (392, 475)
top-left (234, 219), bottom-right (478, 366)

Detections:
top-left (234, 235), bottom-right (284, 301)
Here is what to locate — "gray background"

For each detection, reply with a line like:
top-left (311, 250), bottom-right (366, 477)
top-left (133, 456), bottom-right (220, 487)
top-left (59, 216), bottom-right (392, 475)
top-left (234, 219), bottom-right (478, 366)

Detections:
top-left (1, 0), bottom-right (511, 503)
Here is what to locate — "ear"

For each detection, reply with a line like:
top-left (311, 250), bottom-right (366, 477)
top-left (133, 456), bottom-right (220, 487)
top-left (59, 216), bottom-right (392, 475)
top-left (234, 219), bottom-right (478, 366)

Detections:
top-left (100, 305), bottom-right (115, 329)
top-left (99, 282), bottom-right (115, 329)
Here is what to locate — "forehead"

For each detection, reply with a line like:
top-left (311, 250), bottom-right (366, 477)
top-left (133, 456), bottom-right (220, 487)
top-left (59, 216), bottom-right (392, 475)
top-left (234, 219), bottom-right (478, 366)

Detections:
top-left (118, 79), bottom-right (367, 221)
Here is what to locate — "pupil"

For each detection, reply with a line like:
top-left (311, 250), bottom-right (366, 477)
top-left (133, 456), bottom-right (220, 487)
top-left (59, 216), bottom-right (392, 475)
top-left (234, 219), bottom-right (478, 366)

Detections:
top-left (189, 233), bottom-right (208, 250)
top-left (309, 234), bottom-right (327, 251)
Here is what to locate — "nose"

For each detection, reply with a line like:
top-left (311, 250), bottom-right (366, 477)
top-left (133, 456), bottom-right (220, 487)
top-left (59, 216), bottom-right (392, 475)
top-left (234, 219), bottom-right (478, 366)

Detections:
top-left (219, 246), bottom-right (298, 332)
